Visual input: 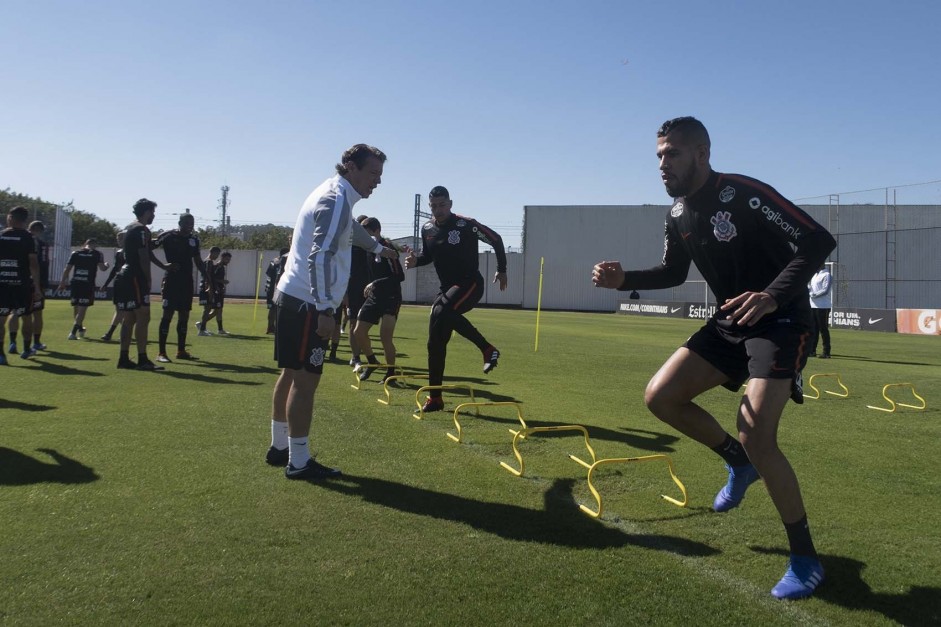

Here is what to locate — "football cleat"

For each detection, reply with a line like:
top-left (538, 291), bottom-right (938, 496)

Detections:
top-left (483, 345), bottom-right (500, 374)
top-left (713, 463), bottom-right (761, 512)
top-left (266, 446), bottom-right (289, 467)
top-left (285, 458), bottom-right (342, 480)
top-left (771, 555), bottom-right (825, 600)
top-left (117, 357), bottom-right (137, 369)
top-left (156, 353), bottom-right (172, 363)
top-left (421, 396), bottom-right (444, 413)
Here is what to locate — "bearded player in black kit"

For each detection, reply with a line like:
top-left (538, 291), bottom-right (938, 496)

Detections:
top-left (403, 186), bottom-right (506, 413)
top-left (593, 116), bottom-right (834, 600)
top-left (152, 212), bottom-right (207, 362)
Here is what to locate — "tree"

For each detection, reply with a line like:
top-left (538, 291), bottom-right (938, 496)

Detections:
top-left (66, 209), bottom-right (119, 246)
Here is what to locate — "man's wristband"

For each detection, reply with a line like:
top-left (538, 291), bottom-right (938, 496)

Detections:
top-left (318, 307), bottom-right (334, 317)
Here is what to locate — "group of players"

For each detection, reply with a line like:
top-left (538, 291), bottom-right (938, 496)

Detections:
top-left (0, 202), bottom-right (234, 370)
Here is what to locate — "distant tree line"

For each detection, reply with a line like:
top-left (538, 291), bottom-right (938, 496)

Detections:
top-left (1, 188), bottom-right (292, 251)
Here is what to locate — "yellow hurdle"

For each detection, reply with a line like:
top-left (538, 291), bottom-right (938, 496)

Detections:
top-left (447, 401), bottom-right (525, 443)
top-left (804, 373), bottom-right (850, 400)
top-left (866, 383), bottom-right (927, 413)
top-left (413, 385), bottom-right (476, 420)
top-left (499, 425), bottom-right (597, 477)
top-left (350, 363), bottom-right (404, 390)
top-left (376, 374), bottom-right (429, 406)
top-left (577, 454), bottom-right (688, 519)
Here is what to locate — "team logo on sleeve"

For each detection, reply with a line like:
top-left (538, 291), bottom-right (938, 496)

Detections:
top-left (719, 186), bottom-right (736, 203)
top-left (309, 347), bottom-right (325, 367)
top-left (447, 230), bottom-right (461, 245)
top-left (670, 202), bottom-right (684, 217)
top-left (710, 211), bottom-right (737, 242)
top-left (456, 219), bottom-right (466, 227)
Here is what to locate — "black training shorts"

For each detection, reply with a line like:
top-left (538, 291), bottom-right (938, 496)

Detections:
top-left (113, 274), bottom-right (150, 311)
top-left (70, 283), bottom-right (96, 307)
top-left (162, 275), bottom-right (194, 311)
top-left (357, 287), bottom-right (402, 325)
top-left (273, 291), bottom-right (328, 374)
top-left (0, 284), bottom-right (32, 317)
top-left (684, 315), bottom-right (811, 402)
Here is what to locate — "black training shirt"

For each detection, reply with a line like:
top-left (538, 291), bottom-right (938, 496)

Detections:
top-left (414, 213), bottom-right (507, 288)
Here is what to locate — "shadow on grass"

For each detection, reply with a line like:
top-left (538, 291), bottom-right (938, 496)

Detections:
top-left (32, 360), bottom-right (106, 377)
top-left (0, 448), bottom-right (99, 485)
top-left (751, 546), bottom-right (940, 626)
top-left (37, 350), bottom-right (109, 362)
top-left (826, 354), bottom-right (939, 367)
top-left (156, 370), bottom-right (263, 385)
top-left (191, 360), bottom-right (280, 376)
top-left (319, 473), bottom-right (718, 556)
top-left (0, 398), bottom-right (56, 411)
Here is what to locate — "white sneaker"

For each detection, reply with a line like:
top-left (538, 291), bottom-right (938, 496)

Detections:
top-left (217, 329), bottom-right (231, 336)
top-left (78, 328), bottom-right (86, 339)
top-left (67, 333), bottom-right (77, 340)
top-left (198, 330), bottom-right (212, 337)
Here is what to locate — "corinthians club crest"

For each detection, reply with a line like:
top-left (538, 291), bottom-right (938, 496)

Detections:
top-left (710, 211), bottom-right (737, 242)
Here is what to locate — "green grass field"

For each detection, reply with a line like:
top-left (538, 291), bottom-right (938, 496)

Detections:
top-left (2, 300), bottom-right (940, 626)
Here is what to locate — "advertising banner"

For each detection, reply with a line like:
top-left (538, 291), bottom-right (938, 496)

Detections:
top-left (896, 309), bottom-right (941, 335)
top-left (830, 308), bottom-right (897, 332)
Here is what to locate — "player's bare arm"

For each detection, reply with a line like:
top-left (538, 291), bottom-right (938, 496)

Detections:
top-left (493, 272), bottom-right (507, 291)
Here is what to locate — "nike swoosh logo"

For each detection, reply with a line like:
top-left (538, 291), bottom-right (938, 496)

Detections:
top-left (670, 307), bottom-right (681, 313)
top-left (868, 318), bottom-right (883, 324)
top-left (682, 232), bottom-right (692, 240)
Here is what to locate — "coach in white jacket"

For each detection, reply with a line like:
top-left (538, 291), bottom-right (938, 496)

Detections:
top-left (269, 144), bottom-right (397, 480)
top-left (808, 265), bottom-right (832, 358)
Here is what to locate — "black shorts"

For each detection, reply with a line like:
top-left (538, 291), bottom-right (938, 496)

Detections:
top-left (199, 290), bottom-right (224, 309)
top-left (113, 274), bottom-right (150, 311)
top-left (0, 284), bottom-right (32, 317)
top-left (685, 315), bottom-right (811, 402)
top-left (70, 283), bottom-right (96, 307)
top-left (31, 289), bottom-right (45, 311)
top-left (358, 288), bottom-right (402, 325)
top-left (346, 285), bottom-right (367, 321)
top-left (437, 276), bottom-right (484, 316)
top-left (274, 291), bottom-right (328, 374)
top-left (162, 276), bottom-right (194, 311)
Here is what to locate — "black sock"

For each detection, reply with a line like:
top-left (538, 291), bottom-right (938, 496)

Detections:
top-left (34, 333), bottom-right (41, 344)
top-left (120, 350), bottom-right (130, 361)
top-left (139, 352), bottom-right (148, 363)
top-left (107, 324), bottom-right (117, 336)
top-left (367, 354), bottom-right (379, 365)
top-left (386, 367), bottom-right (395, 378)
top-left (9, 330), bottom-right (17, 343)
top-left (712, 434), bottom-right (751, 467)
top-left (784, 515), bottom-right (817, 558)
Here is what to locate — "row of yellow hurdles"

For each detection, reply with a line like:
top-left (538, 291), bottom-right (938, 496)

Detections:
top-left (351, 363), bottom-right (687, 519)
top-left (804, 373), bottom-right (927, 412)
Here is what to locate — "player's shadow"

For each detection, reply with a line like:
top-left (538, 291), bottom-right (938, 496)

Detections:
top-left (33, 361), bottom-right (105, 377)
top-left (38, 350), bottom-right (109, 362)
top-left (750, 547), bottom-right (940, 626)
top-left (156, 370), bottom-right (263, 386)
top-left (0, 398), bottom-right (56, 412)
top-left (192, 360), bottom-right (279, 376)
top-left (830, 354), bottom-right (938, 367)
top-left (0, 447), bottom-right (100, 485)
top-left (318, 473), bottom-right (718, 556)
top-left (213, 333), bottom-right (269, 341)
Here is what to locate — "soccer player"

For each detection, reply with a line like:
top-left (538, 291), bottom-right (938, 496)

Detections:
top-left (264, 248), bottom-right (289, 334)
top-left (100, 231), bottom-right (126, 341)
top-left (0, 207), bottom-right (42, 364)
top-left (113, 198), bottom-right (173, 370)
top-left (403, 186), bottom-right (507, 413)
top-left (354, 217), bottom-right (405, 383)
top-left (58, 238), bottom-right (109, 340)
top-left (195, 247), bottom-right (221, 336)
top-left (197, 251), bottom-right (231, 335)
top-left (344, 214), bottom-right (372, 367)
top-left (592, 116), bottom-right (835, 600)
top-left (152, 213), bottom-right (208, 362)
top-left (9, 220), bottom-right (49, 354)
top-left (267, 143), bottom-right (396, 479)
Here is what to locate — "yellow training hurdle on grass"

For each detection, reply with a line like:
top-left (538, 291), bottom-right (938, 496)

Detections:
top-left (804, 373), bottom-right (850, 400)
top-left (499, 425), bottom-right (597, 477)
top-left (574, 454), bottom-right (688, 519)
top-left (866, 383), bottom-right (927, 413)
top-left (412, 385), bottom-right (476, 419)
top-left (350, 363), bottom-right (404, 390)
top-left (447, 401), bottom-right (526, 443)
top-left (376, 374), bottom-right (429, 405)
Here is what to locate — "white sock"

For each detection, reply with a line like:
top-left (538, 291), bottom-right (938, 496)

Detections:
top-left (288, 436), bottom-right (311, 468)
top-left (271, 420), bottom-right (289, 449)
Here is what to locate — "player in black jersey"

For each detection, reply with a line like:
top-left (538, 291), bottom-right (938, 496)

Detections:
top-left (0, 207), bottom-right (42, 364)
top-left (100, 231), bottom-right (126, 341)
top-left (8, 220), bottom-right (49, 354)
top-left (353, 218), bottom-right (405, 382)
top-left (152, 213), bottom-right (207, 362)
top-left (344, 214), bottom-right (372, 367)
top-left (113, 198), bottom-right (173, 370)
top-left (195, 247), bottom-right (221, 336)
top-left (593, 117), bottom-right (835, 600)
top-left (403, 186), bottom-right (507, 413)
top-left (197, 251), bottom-right (231, 335)
top-left (264, 248), bottom-right (289, 334)
top-left (58, 238), bottom-right (109, 340)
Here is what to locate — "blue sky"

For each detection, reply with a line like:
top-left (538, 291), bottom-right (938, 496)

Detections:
top-left (2, 0), bottom-right (940, 248)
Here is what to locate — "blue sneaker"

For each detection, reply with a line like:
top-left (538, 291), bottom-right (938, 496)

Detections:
top-left (771, 554), bottom-right (825, 600)
top-left (712, 463), bottom-right (760, 512)
top-left (0, 354), bottom-right (7, 366)
top-left (285, 458), bottom-right (342, 480)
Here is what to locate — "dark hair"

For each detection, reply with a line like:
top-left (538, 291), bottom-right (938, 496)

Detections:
top-left (335, 144), bottom-right (386, 176)
top-left (179, 213), bottom-right (194, 225)
top-left (8, 206), bottom-right (29, 224)
top-left (85, 238), bottom-right (97, 245)
top-left (209, 246), bottom-right (222, 255)
top-left (133, 198), bottom-right (157, 217)
top-left (355, 214), bottom-right (368, 223)
top-left (28, 220), bottom-right (45, 232)
top-left (361, 217), bottom-right (381, 232)
top-left (429, 186), bottom-right (450, 199)
top-left (279, 247), bottom-right (290, 256)
top-left (657, 116), bottom-right (711, 148)
top-left (221, 251), bottom-right (232, 259)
